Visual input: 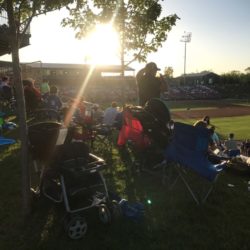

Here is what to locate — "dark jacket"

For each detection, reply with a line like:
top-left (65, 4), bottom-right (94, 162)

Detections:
top-left (137, 74), bottom-right (161, 106)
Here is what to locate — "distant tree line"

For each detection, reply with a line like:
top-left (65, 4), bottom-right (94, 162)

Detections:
top-left (162, 65), bottom-right (250, 99)
top-left (215, 69), bottom-right (250, 98)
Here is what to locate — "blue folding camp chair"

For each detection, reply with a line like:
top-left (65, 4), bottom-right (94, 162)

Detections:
top-left (0, 136), bottom-right (16, 160)
top-left (0, 112), bottom-right (16, 148)
top-left (164, 122), bottom-right (227, 204)
top-left (0, 136), bottom-right (16, 146)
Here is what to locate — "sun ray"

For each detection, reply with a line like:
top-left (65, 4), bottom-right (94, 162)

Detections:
top-left (64, 65), bottom-right (96, 127)
top-left (85, 23), bottom-right (120, 65)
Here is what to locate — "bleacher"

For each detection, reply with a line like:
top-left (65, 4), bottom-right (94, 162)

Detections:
top-left (165, 85), bottom-right (221, 100)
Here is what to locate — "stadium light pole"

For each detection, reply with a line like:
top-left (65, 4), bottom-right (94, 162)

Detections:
top-left (180, 32), bottom-right (192, 85)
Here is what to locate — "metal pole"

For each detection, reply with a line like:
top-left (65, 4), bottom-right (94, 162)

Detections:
top-left (120, 0), bottom-right (126, 104)
top-left (184, 41), bottom-right (186, 85)
top-left (180, 32), bottom-right (192, 86)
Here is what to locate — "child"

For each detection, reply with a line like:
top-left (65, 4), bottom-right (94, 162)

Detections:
top-left (45, 85), bottom-right (62, 111)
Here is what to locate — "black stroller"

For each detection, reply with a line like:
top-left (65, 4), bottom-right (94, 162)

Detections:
top-left (118, 98), bottom-right (172, 173)
top-left (28, 121), bottom-right (120, 239)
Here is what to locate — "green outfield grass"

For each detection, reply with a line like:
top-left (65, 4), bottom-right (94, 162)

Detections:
top-left (176, 116), bottom-right (250, 140)
top-left (165, 99), bottom-right (226, 110)
top-left (166, 99), bottom-right (250, 110)
top-left (168, 99), bottom-right (250, 140)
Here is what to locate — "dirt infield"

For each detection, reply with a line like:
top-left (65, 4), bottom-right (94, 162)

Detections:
top-left (172, 105), bottom-right (250, 119)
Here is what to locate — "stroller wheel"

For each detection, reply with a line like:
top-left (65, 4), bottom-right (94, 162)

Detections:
top-left (98, 204), bottom-right (111, 224)
top-left (64, 215), bottom-right (88, 240)
top-left (109, 200), bottom-right (122, 220)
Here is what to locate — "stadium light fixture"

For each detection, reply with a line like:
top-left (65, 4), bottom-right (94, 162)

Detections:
top-left (180, 32), bottom-right (192, 84)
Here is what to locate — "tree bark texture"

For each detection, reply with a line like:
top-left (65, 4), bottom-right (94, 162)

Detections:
top-left (6, 0), bottom-right (31, 216)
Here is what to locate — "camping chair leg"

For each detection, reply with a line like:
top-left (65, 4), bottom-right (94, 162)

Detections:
top-left (201, 185), bottom-right (214, 203)
top-left (162, 162), bottom-right (166, 185)
top-left (168, 175), bottom-right (179, 190)
top-left (163, 163), bottom-right (180, 189)
top-left (175, 164), bottom-right (215, 204)
top-left (200, 174), bottom-right (220, 203)
top-left (177, 169), bottom-right (200, 205)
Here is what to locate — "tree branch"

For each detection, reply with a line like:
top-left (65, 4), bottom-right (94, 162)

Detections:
top-left (125, 34), bottom-right (147, 67)
top-left (0, 0), bottom-right (7, 10)
top-left (125, 46), bottom-right (144, 67)
top-left (20, 1), bottom-right (64, 38)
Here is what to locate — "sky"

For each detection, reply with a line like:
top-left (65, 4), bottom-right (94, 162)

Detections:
top-left (1, 0), bottom-right (250, 77)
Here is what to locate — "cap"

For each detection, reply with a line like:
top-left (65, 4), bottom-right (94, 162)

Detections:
top-left (145, 62), bottom-right (160, 71)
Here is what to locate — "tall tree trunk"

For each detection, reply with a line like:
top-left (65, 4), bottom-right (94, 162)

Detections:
top-left (6, 0), bottom-right (30, 216)
top-left (120, 0), bottom-right (125, 104)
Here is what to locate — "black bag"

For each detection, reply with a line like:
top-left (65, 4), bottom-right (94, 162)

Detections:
top-left (28, 121), bottom-right (61, 161)
top-left (131, 98), bottom-right (172, 149)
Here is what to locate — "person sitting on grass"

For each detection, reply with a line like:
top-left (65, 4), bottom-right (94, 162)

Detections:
top-left (194, 115), bottom-right (212, 128)
top-left (224, 133), bottom-right (238, 151)
top-left (193, 119), bottom-right (208, 128)
top-left (207, 128), bottom-right (230, 164)
top-left (223, 133), bottom-right (240, 157)
top-left (193, 120), bottom-right (226, 164)
top-left (203, 115), bottom-right (210, 126)
top-left (241, 139), bottom-right (250, 157)
top-left (210, 125), bottom-right (222, 148)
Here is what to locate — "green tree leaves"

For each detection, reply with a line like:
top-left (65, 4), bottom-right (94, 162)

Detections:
top-left (62, 0), bottom-right (179, 66)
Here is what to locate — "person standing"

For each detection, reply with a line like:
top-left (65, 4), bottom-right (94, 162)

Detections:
top-left (0, 76), bottom-right (13, 101)
top-left (23, 78), bottom-right (42, 113)
top-left (45, 85), bottom-right (62, 111)
top-left (40, 80), bottom-right (50, 100)
top-left (136, 62), bottom-right (165, 106)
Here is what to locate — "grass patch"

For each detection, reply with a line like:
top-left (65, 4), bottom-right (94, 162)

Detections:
top-left (176, 115), bottom-right (250, 140)
top-left (1, 99), bottom-right (250, 249)
top-left (1, 141), bottom-right (250, 250)
top-left (166, 99), bottom-right (250, 110)
top-left (165, 100), bottom-right (228, 110)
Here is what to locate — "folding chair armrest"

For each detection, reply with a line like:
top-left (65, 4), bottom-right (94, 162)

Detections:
top-left (213, 161), bottom-right (227, 172)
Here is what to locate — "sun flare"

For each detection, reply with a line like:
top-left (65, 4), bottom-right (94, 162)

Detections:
top-left (85, 24), bottom-right (120, 65)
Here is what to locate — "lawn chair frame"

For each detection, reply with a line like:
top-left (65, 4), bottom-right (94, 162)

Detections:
top-left (164, 122), bottom-right (226, 204)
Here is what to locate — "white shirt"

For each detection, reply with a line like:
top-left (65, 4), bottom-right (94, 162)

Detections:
top-left (103, 107), bottom-right (119, 126)
top-left (224, 139), bottom-right (238, 150)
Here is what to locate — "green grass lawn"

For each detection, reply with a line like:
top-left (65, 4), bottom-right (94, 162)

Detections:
top-left (166, 99), bottom-right (250, 110)
top-left (1, 138), bottom-right (250, 250)
top-left (175, 115), bottom-right (250, 140)
top-left (1, 99), bottom-right (250, 249)
top-left (166, 99), bottom-right (250, 140)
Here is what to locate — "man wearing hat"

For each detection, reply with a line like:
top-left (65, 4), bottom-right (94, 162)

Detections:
top-left (136, 62), bottom-right (164, 106)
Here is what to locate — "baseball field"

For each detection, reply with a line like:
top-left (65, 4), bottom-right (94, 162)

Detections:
top-left (168, 99), bottom-right (250, 140)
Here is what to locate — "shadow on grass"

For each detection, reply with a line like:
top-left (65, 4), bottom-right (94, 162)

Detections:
top-left (1, 142), bottom-right (250, 250)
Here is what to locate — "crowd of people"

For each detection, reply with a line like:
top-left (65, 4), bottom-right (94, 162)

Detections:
top-left (165, 85), bottom-right (221, 100)
top-left (1, 61), bottom-right (250, 164)
top-left (193, 115), bottom-right (250, 165)
top-left (0, 74), bottom-right (125, 130)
